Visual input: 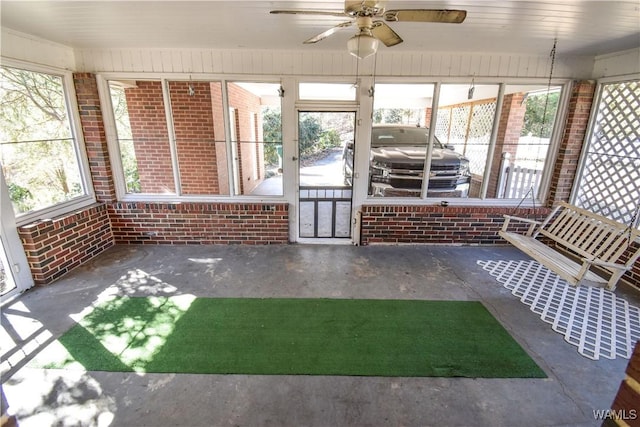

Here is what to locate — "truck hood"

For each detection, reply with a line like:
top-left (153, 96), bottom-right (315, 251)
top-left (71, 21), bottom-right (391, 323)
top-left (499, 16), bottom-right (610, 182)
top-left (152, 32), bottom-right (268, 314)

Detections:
top-left (371, 145), bottom-right (465, 163)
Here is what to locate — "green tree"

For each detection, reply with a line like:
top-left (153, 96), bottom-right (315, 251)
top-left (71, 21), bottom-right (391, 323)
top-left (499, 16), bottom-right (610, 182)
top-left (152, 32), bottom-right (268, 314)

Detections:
top-left (262, 106), bottom-right (282, 166)
top-left (298, 113), bottom-right (323, 158)
top-left (384, 109), bottom-right (404, 123)
top-left (110, 85), bottom-right (132, 139)
top-left (262, 110), bottom-right (346, 164)
top-left (318, 129), bottom-right (341, 150)
top-left (109, 86), bottom-right (141, 192)
top-left (8, 182), bottom-right (33, 212)
top-left (522, 91), bottom-right (560, 138)
top-left (0, 67), bottom-right (68, 139)
top-left (374, 108), bottom-right (422, 125)
top-left (0, 66), bottom-right (81, 213)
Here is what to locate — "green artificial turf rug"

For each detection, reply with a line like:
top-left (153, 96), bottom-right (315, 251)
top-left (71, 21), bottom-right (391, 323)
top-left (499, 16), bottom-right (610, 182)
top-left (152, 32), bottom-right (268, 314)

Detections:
top-left (33, 296), bottom-right (546, 378)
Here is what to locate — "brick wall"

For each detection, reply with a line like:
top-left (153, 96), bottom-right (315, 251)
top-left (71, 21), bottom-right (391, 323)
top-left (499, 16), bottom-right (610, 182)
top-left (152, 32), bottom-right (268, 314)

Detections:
top-left (360, 205), bottom-right (548, 245)
top-left (12, 74), bottom-right (118, 287)
top-left (168, 81), bottom-right (221, 194)
top-left (18, 204), bottom-right (114, 285)
top-left (547, 80), bottom-right (596, 206)
top-left (227, 83), bottom-right (265, 195)
top-left (109, 202), bottom-right (288, 244)
top-left (424, 108), bottom-right (432, 127)
top-left (123, 81), bottom-right (264, 195)
top-left (487, 93), bottom-right (526, 197)
top-left (74, 73), bottom-right (116, 203)
top-left (211, 82), bottom-right (230, 194)
top-left (125, 81), bottom-right (175, 193)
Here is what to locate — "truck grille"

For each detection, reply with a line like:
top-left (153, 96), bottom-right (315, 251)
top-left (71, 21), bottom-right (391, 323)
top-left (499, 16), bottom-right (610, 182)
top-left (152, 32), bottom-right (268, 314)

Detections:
top-left (431, 164), bottom-right (459, 172)
top-left (387, 162), bottom-right (458, 171)
top-left (389, 177), bottom-right (458, 190)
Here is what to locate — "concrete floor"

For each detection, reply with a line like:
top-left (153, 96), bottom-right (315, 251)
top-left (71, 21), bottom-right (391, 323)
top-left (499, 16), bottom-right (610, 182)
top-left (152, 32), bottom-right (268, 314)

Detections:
top-left (2, 244), bottom-right (639, 427)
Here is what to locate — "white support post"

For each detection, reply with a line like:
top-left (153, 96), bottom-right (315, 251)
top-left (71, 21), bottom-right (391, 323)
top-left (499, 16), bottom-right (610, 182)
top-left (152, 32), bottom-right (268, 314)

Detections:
top-left (497, 152), bottom-right (511, 198)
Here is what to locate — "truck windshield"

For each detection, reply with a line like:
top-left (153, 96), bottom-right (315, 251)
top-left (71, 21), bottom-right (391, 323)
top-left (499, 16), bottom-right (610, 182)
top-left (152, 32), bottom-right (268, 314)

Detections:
top-left (371, 127), bottom-right (444, 149)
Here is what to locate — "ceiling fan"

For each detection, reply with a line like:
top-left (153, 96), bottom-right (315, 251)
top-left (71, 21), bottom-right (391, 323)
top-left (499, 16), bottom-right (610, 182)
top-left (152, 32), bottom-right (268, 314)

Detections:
top-left (270, 1), bottom-right (467, 59)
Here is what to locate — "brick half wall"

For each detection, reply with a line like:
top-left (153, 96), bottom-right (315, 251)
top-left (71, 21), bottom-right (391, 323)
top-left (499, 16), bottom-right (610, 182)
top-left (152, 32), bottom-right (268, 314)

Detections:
top-left (360, 204), bottom-right (639, 288)
top-left (360, 205), bottom-right (549, 245)
top-left (18, 204), bottom-right (114, 285)
top-left (109, 202), bottom-right (289, 244)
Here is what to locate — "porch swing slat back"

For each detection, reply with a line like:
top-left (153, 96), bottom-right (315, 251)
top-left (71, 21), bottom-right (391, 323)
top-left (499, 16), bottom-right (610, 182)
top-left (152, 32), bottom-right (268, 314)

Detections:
top-left (500, 202), bottom-right (640, 291)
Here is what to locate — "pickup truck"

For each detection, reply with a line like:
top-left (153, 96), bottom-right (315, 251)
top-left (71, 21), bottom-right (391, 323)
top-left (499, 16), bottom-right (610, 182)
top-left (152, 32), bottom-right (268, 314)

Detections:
top-left (343, 125), bottom-right (471, 197)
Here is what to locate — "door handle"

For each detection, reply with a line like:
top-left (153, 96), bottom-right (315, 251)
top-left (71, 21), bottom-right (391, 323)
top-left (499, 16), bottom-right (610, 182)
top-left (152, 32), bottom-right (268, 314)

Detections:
top-left (292, 156), bottom-right (298, 161)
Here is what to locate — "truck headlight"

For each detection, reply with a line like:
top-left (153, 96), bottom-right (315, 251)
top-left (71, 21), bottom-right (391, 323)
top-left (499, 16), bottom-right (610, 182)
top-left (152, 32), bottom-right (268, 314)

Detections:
top-left (371, 160), bottom-right (389, 170)
top-left (459, 160), bottom-right (470, 176)
top-left (370, 161), bottom-right (391, 183)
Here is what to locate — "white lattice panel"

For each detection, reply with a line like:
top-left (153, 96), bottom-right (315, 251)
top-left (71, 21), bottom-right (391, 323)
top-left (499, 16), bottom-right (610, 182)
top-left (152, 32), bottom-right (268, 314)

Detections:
top-left (450, 105), bottom-right (471, 144)
top-left (478, 259), bottom-right (640, 360)
top-left (435, 108), bottom-right (451, 144)
top-left (466, 102), bottom-right (496, 175)
top-left (574, 80), bottom-right (640, 226)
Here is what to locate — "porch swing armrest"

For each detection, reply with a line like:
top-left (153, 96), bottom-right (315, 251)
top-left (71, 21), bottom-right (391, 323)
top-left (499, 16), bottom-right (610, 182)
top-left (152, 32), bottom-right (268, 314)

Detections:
top-left (581, 258), bottom-right (631, 271)
top-left (501, 215), bottom-right (541, 225)
top-left (501, 215), bottom-right (542, 236)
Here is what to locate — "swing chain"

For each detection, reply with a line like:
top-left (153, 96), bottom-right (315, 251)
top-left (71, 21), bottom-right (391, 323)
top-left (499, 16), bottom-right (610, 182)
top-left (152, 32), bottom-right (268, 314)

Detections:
top-left (541, 39), bottom-right (557, 133)
top-left (626, 201), bottom-right (640, 248)
top-left (509, 39), bottom-right (556, 222)
top-left (509, 186), bottom-right (538, 222)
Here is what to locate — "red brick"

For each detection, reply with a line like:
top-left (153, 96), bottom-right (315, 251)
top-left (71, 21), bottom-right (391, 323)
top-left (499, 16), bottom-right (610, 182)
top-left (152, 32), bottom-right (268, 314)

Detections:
top-left (18, 204), bottom-right (114, 285)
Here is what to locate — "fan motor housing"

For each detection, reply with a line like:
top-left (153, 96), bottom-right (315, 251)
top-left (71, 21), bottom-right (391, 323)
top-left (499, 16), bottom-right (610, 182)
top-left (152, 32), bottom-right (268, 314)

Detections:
top-left (345, 0), bottom-right (383, 16)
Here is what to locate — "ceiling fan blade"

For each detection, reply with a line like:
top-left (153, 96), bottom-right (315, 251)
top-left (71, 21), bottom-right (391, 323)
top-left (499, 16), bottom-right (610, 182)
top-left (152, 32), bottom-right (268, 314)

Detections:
top-left (371, 21), bottom-right (403, 47)
top-left (304, 21), bottom-right (354, 44)
top-left (270, 9), bottom-right (347, 18)
top-left (383, 9), bottom-right (467, 24)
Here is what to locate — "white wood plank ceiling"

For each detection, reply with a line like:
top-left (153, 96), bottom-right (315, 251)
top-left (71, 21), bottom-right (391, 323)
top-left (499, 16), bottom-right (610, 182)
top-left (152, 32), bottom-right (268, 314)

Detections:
top-left (1, 1), bottom-right (639, 57)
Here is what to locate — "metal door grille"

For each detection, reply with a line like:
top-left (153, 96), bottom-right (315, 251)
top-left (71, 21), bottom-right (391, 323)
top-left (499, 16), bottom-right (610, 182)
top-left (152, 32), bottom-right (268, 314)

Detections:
top-left (299, 186), bottom-right (352, 238)
top-left (575, 80), bottom-right (640, 226)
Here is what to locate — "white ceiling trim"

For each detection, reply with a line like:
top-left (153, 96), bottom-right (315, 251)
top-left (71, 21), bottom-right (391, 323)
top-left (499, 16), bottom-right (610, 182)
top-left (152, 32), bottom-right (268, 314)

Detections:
top-left (1, 28), bottom-right (76, 71)
top-left (592, 48), bottom-right (640, 79)
top-left (73, 47), bottom-right (594, 79)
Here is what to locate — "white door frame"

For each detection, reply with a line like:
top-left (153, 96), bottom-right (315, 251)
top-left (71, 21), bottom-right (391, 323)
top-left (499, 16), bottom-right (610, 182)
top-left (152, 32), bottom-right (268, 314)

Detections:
top-left (292, 106), bottom-right (359, 244)
top-left (0, 164), bottom-right (34, 302)
top-left (281, 77), bottom-right (375, 245)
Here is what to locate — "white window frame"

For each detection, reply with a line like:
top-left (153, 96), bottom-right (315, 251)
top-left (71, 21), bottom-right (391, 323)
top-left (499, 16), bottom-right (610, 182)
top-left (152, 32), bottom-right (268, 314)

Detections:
top-left (250, 112), bottom-right (259, 181)
top-left (97, 72), bottom-right (571, 208)
top-left (1, 58), bottom-right (96, 226)
top-left (361, 77), bottom-right (572, 207)
top-left (97, 73), bottom-right (285, 202)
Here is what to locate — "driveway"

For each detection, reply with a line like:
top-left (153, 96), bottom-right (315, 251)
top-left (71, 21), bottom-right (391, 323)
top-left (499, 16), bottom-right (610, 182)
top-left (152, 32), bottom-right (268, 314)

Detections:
top-left (299, 147), bottom-right (345, 187)
top-left (251, 147), bottom-right (346, 196)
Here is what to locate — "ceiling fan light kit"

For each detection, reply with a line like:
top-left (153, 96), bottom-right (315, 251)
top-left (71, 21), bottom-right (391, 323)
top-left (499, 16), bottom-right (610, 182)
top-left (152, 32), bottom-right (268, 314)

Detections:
top-left (348, 29), bottom-right (379, 59)
top-left (271, 1), bottom-right (466, 58)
